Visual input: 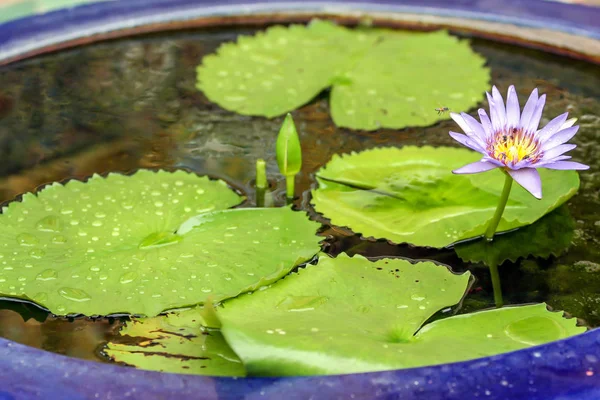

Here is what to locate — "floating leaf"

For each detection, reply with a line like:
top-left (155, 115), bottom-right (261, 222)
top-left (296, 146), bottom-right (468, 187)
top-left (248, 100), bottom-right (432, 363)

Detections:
top-left (404, 303), bottom-right (584, 367)
top-left (0, 170), bottom-right (322, 316)
top-left (218, 254), bottom-right (470, 375)
top-left (311, 147), bottom-right (579, 248)
top-left (106, 308), bottom-right (245, 376)
top-left (217, 254), bottom-right (582, 376)
top-left (455, 205), bottom-right (575, 267)
top-left (329, 30), bottom-right (489, 130)
top-left (197, 20), bottom-right (372, 118)
top-left (196, 21), bottom-right (490, 130)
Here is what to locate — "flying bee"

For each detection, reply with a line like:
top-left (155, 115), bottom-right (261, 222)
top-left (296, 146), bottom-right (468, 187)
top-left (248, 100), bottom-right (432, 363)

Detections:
top-left (435, 106), bottom-right (450, 115)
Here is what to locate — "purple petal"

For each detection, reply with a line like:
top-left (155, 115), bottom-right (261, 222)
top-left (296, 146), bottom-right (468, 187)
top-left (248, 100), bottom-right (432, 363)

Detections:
top-left (512, 159), bottom-right (534, 170)
top-left (542, 143), bottom-right (577, 161)
top-left (526, 94), bottom-right (546, 133)
top-left (478, 108), bottom-right (493, 137)
top-left (535, 155), bottom-right (571, 167)
top-left (450, 112), bottom-right (470, 134)
top-left (482, 156), bottom-right (506, 167)
top-left (541, 161), bottom-right (589, 170)
top-left (486, 92), bottom-right (503, 132)
top-left (560, 117), bottom-right (577, 130)
top-left (508, 168), bottom-right (542, 199)
top-left (492, 86), bottom-right (507, 127)
top-left (541, 126), bottom-right (579, 151)
top-left (460, 112), bottom-right (487, 144)
top-left (453, 161), bottom-right (498, 174)
top-left (537, 112), bottom-right (568, 140)
top-left (449, 131), bottom-right (485, 153)
top-left (505, 85), bottom-right (520, 128)
top-left (520, 88), bottom-right (539, 129)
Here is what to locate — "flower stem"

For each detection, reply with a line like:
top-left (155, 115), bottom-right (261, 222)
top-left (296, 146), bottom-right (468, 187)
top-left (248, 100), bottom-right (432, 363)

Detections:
top-left (488, 263), bottom-right (504, 308)
top-left (484, 172), bottom-right (513, 241)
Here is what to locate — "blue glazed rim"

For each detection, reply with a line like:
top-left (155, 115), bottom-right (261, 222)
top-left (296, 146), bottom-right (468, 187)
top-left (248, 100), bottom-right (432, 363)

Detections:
top-left (1, 0), bottom-right (600, 65)
top-left (1, 1), bottom-right (600, 399)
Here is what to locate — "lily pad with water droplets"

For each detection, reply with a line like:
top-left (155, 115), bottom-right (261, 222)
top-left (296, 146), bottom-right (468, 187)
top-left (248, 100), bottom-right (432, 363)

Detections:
top-left (106, 308), bottom-right (245, 376)
top-left (218, 254), bottom-right (470, 375)
top-left (196, 21), bottom-right (490, 130)
top-left (329, 30), bottom-right (489, 130)
top-left (0, 170), bottom-right (322, 316)
top-left (197, 20), bottom-right (375, 118)
top-left (311, 146), bottom-right (580, 248)
top-left (216, 254), bottom-right (583, 376)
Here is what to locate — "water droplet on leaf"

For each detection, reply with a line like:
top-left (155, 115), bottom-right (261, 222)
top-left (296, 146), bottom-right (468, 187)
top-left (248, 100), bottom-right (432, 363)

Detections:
top-left (29, 249), bottom-right (45, 259)
top-left (504, 316), bottom-right (566, 345)
top-left (120, 271), bottom-right (137, 284)
top-left (17, 233), bottom-right (38, 247)
top-left (35, 215), bottom-right (62, 232)
top-left (59, 287), bottom-right (91, 302)
top-left (36, 269), bottom-right (57, 281)
top-left (52, 235), bottom-right (67, 244)
top-left (410, 294), bottom-right (425, 301)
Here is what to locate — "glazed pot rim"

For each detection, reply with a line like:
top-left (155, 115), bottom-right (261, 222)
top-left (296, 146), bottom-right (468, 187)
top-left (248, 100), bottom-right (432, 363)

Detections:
top-left (1, 0), bottom-right (599, 65)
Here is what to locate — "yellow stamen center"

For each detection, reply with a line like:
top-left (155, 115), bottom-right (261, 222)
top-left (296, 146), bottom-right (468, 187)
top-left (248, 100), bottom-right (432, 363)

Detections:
top-left (488, 128), bottom-right (541, 165)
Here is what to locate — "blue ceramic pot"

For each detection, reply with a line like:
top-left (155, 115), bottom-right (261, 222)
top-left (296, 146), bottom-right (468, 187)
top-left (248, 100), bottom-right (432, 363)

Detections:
top-left (0, 1), bottom-right (599, 399)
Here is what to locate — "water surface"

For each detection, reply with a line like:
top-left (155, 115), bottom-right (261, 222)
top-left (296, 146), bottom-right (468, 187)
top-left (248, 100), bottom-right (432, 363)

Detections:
top-left (0, 25), bottom-right (598, 363)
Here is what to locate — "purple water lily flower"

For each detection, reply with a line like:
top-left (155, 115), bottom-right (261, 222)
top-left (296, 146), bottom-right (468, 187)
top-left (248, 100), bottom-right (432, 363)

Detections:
top-left (449, 85), bottom-right (589, 199)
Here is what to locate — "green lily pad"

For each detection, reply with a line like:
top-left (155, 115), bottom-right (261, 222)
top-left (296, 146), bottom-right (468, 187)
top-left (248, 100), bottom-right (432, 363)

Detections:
top-left (330, 30), bottom-right (489, 130)
top-left (455, 205), bottom-right (575, 267)
top-left (217, 254), bottom-right (583, 376)
top-left (197, 20), bottom-right (374, 118)
top-left (106, 308), bottom-right (245, 376)
top-left (0, 170), bottom-right (322, 316)
top-left (196, 21), bottom-right (489, 130)
top-left (311, 146), bottom-right (580, 248)
top-left (398, 303), bottom-right (584, 369)
top-left (218, 253), bottom-right (471, 375)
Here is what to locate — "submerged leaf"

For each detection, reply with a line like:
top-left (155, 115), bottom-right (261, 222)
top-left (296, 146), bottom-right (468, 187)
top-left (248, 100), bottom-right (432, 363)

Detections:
top-left (218, 254), bottom-right (471, 375)
top-left (217, 255), bottom-right (582, 376)
top-left (0, 170), bottom-right (322, 316)
top-left (455, 205), bottom-right (575, 267)
top-left (106, 308), bottom-right (245, 376)
top-left (311, 146), bottom-right (579, 248)
top-left (196, 21), bottom-right (490, 130)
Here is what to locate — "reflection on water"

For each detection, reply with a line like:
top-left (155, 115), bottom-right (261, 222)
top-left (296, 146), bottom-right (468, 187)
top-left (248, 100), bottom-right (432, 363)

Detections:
top-left (0, 305), bottom-right (121, 362)
top-left (0, 26), bottom-right (598, 363)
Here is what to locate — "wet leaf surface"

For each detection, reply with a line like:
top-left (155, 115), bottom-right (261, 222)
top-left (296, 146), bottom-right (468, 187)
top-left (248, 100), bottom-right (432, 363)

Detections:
top-left (106, 308), bottom-right (245, 376)
top-left (0, 170), bottom-right (322, 316)
top-left (330, 30), bottom-right (489, 130)
top-left (218, 254), bottom-right (470, 375)
top-left (311, 146), bottom-right (580, 247)
top-left (197, 21), bottom-right (490, 130)
top-left (217, 254), bottom-right (583, 376)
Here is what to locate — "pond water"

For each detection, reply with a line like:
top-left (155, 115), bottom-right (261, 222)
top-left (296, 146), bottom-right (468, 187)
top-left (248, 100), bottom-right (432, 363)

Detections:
top-left (0, 24), bottom-right (599, 365)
